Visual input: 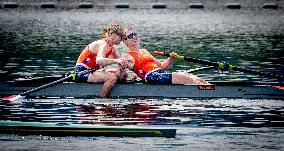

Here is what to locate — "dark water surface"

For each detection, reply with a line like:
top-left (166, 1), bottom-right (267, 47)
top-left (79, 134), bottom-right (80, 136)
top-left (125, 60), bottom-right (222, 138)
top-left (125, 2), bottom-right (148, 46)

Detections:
top-left (0, 8), bottom-right (284, 151)
top-left (0, 8), bottom-right (283, 81)
top-left (0, 98), bottom-right (283, 151)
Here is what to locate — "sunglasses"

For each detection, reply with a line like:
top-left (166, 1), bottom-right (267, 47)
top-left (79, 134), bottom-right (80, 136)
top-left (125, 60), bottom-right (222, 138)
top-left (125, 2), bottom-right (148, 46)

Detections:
top-left (127, 33), bottom-right (138, 39)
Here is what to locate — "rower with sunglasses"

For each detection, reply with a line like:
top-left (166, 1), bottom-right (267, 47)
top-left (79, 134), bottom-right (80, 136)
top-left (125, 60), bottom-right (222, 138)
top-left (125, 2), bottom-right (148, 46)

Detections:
top-left (121, 28), bottom-right (209, 85)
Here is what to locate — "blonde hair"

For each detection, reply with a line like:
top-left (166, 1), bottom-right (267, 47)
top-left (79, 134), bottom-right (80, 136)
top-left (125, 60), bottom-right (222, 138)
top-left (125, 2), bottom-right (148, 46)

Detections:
top-left (124, 27), bottom-right (133, 33)
top-left (102, 23), bottom-right (125, 39)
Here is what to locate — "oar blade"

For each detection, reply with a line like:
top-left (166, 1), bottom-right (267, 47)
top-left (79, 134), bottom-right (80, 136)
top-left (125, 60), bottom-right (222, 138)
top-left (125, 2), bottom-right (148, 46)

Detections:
top-left (1, 95), bottom-right (25, 103)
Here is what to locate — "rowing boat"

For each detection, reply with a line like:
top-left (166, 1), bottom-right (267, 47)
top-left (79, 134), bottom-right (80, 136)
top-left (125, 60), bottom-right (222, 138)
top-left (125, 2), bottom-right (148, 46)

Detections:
top-left (1, 76), bottom-right (283, 99)
top-left (1, 51), bottom-right (283, 100)
top-left (0, 121), bottom-right (176, 138)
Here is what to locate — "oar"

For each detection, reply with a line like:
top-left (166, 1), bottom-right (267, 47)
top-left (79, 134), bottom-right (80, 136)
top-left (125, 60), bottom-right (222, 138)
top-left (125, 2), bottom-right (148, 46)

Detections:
top-left (154, 51), bottom-right (284, 81)
top-left (3, 68), bottom-right (96, 101)
top-left (183, 66), bottom-right (215, 73)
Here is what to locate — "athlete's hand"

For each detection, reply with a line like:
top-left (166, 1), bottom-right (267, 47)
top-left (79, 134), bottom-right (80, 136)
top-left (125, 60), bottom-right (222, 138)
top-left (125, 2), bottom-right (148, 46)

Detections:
top-left (170, 52), bottom-right (178, 59)
top-left (117, 58), bottom-right (128, 69)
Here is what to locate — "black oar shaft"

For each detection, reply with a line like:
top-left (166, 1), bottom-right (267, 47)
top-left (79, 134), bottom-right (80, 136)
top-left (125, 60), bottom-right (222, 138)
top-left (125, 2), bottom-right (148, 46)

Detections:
top-left (185, 66), bottom-right (215, 73)
top-left (184, 56), bottom-right (284, 80)
top-left (20, 75), bottom-right (72, 96)
top-left (20, 69), bottom-right (93, 96)
top-left (156, 51), bottom-right (284, 81)
top-left (184, 56), bottom-right (219, 67)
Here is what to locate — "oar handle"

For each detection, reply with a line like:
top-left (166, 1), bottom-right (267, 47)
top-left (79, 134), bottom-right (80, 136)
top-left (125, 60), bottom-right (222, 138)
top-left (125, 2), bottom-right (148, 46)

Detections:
top-left (154, 51), bottom-right (230, 69)
top-left (154, 51), bottom-right (185, 61)
top-left (154, 51), bottom-right (284, 81)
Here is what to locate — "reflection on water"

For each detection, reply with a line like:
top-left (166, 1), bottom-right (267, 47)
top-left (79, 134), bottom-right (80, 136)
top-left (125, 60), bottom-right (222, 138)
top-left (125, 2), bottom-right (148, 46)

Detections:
top-left (0, 98), bottom-right (283, 150)
top-left (0, 9), bottom-right (283, 81)
top-left (1, 99), bottom-right (283, 128)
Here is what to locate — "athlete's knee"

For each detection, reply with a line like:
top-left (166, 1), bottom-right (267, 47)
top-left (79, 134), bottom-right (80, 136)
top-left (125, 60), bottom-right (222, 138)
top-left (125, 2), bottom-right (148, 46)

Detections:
top-left (107, 73), bottom-right (118, 83)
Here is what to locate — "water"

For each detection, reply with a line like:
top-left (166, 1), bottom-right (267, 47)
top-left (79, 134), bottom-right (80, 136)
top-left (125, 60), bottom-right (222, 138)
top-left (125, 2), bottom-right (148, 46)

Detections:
top-left (0, 8), bottom-right (284, 151)
top-left (0, 128), bottom-right (283, 151)
top-left (0, 98), bottom-right (283, 151)
top-left (0, 8), bottom-right (283, 81)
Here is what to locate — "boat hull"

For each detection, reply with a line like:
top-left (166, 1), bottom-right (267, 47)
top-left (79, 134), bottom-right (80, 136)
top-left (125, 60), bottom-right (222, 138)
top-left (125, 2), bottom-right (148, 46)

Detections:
top-left (1, 81), bottom-right (284, 99)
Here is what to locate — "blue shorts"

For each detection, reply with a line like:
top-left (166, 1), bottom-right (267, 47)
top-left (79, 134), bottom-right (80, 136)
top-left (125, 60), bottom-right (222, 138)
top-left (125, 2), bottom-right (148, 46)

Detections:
top-left (74, 65), bottom-right (90, 82)
top-left (145, 69), bottom-right (172, 85)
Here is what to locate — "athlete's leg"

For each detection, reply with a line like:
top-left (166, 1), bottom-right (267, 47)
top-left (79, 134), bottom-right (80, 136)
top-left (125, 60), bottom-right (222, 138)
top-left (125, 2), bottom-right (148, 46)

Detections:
top-left (145, 69), bottom-right (172, 85)
top-left (105, 68), bottom-right (128, 81)
top-left (172, 72), bottom-right (210, 85)
top-left (87, 71), bottom-right (118, 97)
top-left (115, 69), bottom-right (128, 81)
top-left (179, 72), bottom-right (209, 84)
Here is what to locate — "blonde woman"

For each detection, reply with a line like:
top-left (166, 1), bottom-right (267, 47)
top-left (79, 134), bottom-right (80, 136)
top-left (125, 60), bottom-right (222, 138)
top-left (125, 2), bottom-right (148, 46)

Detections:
top-left (75, 23), bottom-right (128, 97)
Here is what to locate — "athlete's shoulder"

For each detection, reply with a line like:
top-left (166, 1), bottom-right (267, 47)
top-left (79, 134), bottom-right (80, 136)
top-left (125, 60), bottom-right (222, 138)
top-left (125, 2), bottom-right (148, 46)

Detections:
top-left (91, 40), bottom-right (108, 52)
top-left (140, 49), bottom-right (149, 53)
top-left (121, 53), bottom-right (131, 59)
top-left (92, 40), bottom-right (107, 47)
top-left (128, 50), bottom-right (136, 54)
top-left (140, 49), bottom-right (152, 55)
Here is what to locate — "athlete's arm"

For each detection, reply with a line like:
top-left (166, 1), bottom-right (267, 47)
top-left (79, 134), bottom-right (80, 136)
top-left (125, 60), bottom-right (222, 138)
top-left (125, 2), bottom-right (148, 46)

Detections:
top-left (96, 44), bottom-right (127, 67)
top-left (156, 52), bottom-right (177, 70)
top-left (120, 53), bottom-right (134, 70)
top-left (111, 46), bottom-right (121, 59)
top-left (160, 57), bottom-right (174, 70)
top-left (144, 49), bottom-right (173, 70)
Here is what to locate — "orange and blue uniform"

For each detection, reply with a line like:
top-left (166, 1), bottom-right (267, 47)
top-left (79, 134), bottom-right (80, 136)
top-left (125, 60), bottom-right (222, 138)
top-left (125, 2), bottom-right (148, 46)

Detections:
top-left (76, 45), bottom-right (113, 69)
top-left (74, 45), bottom-right (113, 82)
top-left (128, 49), bottom-right (172, 84)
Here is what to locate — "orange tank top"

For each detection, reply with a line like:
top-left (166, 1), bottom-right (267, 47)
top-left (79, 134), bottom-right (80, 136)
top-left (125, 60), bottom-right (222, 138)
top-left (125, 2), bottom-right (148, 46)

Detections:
top-left (128, 49), bottom-right (161, 80)
top-left (76, 45), bottom-right (113, 68)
